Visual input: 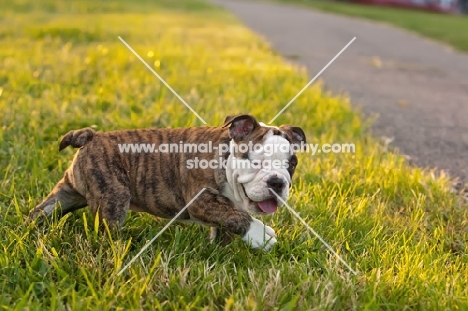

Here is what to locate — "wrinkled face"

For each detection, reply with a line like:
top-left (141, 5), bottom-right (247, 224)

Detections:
top-left (223, 115), bottom-right (306, 215)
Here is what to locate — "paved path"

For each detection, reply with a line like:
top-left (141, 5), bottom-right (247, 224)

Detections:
top-left (213, 0), bottom-right (468, 182)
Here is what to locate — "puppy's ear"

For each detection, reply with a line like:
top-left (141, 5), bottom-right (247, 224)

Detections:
top-left (223, 114), bottom-right (260, 141)
top-left (280, 125), bottom-right (307, 146)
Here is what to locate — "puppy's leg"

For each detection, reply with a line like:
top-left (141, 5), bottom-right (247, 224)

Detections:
top-left (87, 193), bottom-right (130, 230)
top-left (28, 170), bottom-right (87, 222)
top-left (210, 227), bottom-right (236, 246)
top-left (85, 169), bottom-right (131, 229)
top-left (189, 190), bottom-right (277, 251)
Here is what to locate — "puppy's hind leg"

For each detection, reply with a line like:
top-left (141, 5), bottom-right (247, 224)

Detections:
top-left (85, 168), bottom-right (131, 230)
top-left (87, 190), bottom-right (131, 231)
top-left (28, 170), bottom-right (87, 223)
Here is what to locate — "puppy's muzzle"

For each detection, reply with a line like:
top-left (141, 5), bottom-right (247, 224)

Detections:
top-left (266, 176), bottom-right (287, 193)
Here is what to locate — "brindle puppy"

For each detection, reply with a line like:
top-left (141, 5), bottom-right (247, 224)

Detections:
top-left (28, 114), bottom-right (306, 250)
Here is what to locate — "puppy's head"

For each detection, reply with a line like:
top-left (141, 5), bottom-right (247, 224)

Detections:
top-left (223, 114), bottom-right (306, 215)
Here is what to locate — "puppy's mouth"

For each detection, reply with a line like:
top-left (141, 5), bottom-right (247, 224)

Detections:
top-left (241, 185), bottom-right (278, 214)
top-left (256, 198), bottom-right (278, 214)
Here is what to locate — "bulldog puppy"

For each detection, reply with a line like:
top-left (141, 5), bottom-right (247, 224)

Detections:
top-left (28, 114), bottom-right (306, 251)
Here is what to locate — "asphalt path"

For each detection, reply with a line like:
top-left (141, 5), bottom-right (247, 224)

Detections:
top-left (212, 0), bottom-right (468, 182)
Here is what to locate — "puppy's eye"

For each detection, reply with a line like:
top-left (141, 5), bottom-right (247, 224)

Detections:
top-left (288, 155), bottom-right (298, 169)
top-left (286, 155), bottom-right (298, 178)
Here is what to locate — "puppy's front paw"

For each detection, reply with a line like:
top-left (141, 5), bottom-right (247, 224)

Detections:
top-left (242, 218), bottom-right (277, 251)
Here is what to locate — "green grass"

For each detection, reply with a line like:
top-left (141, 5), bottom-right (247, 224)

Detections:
top-left (276, 0), bottom-right (468, 53)
top-left (0, 0), bottom-right (467, 309)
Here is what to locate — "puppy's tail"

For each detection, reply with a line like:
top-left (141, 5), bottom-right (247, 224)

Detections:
top-left (59, 127), bottom-right (95, 151)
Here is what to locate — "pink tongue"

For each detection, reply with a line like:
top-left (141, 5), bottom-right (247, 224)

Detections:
top-left (257, 198), bottom-right (278, 214)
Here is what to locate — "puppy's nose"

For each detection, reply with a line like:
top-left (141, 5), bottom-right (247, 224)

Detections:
top-left (267, 176), bottom-right (286, 193)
